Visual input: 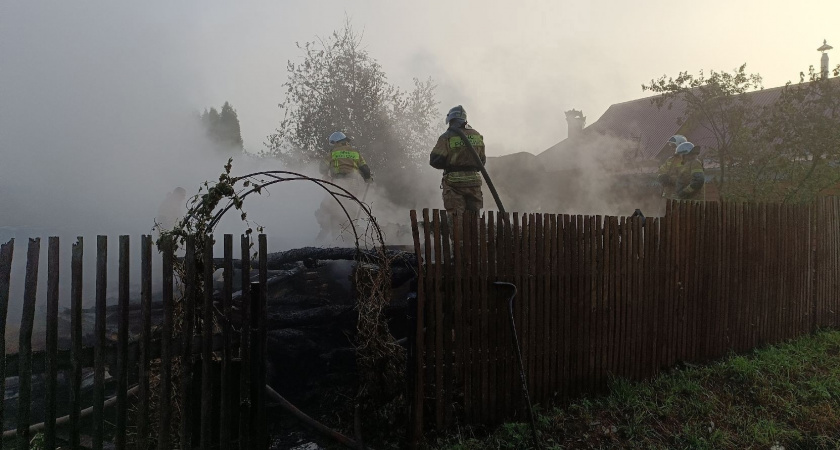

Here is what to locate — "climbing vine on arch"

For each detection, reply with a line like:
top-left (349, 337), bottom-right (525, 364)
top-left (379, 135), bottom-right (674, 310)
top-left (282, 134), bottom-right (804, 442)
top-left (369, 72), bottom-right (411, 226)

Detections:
top-left (154, 158), bottom-right (406, 440)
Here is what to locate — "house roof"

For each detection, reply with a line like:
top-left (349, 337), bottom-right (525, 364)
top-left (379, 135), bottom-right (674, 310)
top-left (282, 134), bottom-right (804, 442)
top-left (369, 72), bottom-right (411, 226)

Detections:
top-left (538, 81), bottom-right (821, 164)
top-left (538, 92), bottom-right (688, 163)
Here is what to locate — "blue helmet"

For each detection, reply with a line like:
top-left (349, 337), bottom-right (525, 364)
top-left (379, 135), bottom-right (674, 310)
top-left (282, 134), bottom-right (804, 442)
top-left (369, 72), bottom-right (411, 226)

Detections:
top-left (675, 141), bottom-right (694, 155)
top-left (328, 131), bottom-right (348, 145)
top-left (446, 105), bottom-right (467, 124)
top-left (668, 134), bottom-right (687, 148)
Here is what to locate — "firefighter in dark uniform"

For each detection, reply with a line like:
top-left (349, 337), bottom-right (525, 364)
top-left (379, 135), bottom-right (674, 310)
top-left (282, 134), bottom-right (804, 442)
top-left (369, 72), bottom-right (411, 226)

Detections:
top-left (429, 105), bottom-right (486, 219)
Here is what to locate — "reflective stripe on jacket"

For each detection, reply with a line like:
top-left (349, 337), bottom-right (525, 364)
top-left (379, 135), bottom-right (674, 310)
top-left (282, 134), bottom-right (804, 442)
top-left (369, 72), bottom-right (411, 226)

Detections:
top-left (429, 125), bottom-right (486, 187)
top-left (326, 144), bottom-right (367, 177)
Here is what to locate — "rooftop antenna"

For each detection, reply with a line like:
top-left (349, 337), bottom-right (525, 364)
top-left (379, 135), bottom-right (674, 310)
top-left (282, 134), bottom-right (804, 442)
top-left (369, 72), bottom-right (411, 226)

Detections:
top-left (818, 39), bottom-right (833, 79)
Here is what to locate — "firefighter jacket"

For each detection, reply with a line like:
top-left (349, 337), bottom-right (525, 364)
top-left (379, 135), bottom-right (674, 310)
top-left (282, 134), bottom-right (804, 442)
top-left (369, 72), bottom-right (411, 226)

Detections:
top-left (429, 125), bottom-right (486, 187)
top-left (675, 156), bottom-right (705, 199)
top-left (321, 142), bottom-right (372, 180)
top-left (657, 155), bottom-right (680, 196)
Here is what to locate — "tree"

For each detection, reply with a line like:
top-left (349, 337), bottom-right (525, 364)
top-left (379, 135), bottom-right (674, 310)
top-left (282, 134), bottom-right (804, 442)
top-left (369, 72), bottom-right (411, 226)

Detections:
top-left (643, 63), bottom-right (840, 203)
top-left (264, 20), bottom-right (439, 174)
top-left (643, 64), bottom-right (764, 194)
top-left (200, 102), bottom-right (244, 153)
top-left (741, 65), bottom-right (840, 202)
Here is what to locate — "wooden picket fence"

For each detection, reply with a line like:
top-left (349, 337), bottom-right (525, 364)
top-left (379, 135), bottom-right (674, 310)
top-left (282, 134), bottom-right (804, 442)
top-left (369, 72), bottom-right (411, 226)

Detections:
top-left (408, 198), bottom-right (840, 438)
top-left (0, 234), bottom-right (269, 450)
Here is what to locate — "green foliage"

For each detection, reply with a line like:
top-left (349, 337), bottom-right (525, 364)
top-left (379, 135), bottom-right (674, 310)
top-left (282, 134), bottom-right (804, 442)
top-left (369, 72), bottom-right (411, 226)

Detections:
top-left (264, 19), bottom-right (439, 173)
top-left (29, 433), bottom-right (45, 450)
top-left (200, 101), bottom-right (245, 153)
top-left (430, 330), bottom-right (840, 450)
top-left (643, 64), bottom-right (763, 194)
top-left (644, 63), bottom-right (840, 203)
top-left (738, 65), bottom-right (840, 203)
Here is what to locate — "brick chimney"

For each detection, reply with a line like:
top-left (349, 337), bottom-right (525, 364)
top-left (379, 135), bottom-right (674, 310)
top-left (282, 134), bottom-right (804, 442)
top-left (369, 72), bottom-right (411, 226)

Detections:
top-left (565, 109), bottom-right (586, 139)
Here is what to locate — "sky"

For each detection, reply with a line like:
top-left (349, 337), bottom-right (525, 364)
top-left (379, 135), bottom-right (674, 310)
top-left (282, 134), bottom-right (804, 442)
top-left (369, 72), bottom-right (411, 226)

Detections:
top-left (2, 1), bottom-right (837, 158)
top-left (127, 0), bottom-right (840, 156)
top-left (0, 1), bottom-right (838, 313)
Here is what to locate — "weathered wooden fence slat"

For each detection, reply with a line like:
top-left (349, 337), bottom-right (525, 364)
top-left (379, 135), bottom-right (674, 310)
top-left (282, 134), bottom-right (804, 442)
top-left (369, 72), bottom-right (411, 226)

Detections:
top-left (487, 211), bottom-right (498, 422)
top-left (181, 237), bottom-right (196, 449)
top-left (116, 235), bottom-right (129, 450)
top-left (93, 236), bottom-right (106, 450)
top-left (409, 199), bottom-right (840, 435)
top-left (158, 236), bottom-right (174, 450)
top-left (138, 235), bottom-right (152, 450)
top-left (256, 234), bottom-right (269, 449)
top-left (201, 236), bottom-right (214, 450)
top-left (17, 238), bottom-right (40, 450)
top-left (220, 234), bottom-right (234, 448)
top-left (409, 210), bottom-right (425, 445)
top-left (238, 234), bottom-right (252, 450)
top-left (45, 237), bottom-right (59, 450)
top-left (432, 210), bottom-right (445, 430)
top-left (70, 237), bottom-right (83, 449)
top-left (0, 232), bottom-right (269, 449)
top-left (0, 239), bottom-right (13, 440)
top-left (420, 209), bottom-right (433, 426)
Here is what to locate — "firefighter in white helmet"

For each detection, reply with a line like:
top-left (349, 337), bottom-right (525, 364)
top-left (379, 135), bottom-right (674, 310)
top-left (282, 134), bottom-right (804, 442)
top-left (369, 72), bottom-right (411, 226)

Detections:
top-left (319, 131), bottom-right (373, 186)
top-left (657, 135), bottom-right (688, 199)
top-left (315, 131), bottom-right (374, 243)
top-left (658, 140), bottom-right (705, 200)
top-left (672, 142), bottom-right (705, 200)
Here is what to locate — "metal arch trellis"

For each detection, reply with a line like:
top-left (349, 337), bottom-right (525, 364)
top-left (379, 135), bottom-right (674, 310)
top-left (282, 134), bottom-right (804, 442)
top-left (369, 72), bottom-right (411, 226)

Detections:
top-left (188, 170), bottom-right (386, 253)
top-left (174, 168), bottom-right (402, 446)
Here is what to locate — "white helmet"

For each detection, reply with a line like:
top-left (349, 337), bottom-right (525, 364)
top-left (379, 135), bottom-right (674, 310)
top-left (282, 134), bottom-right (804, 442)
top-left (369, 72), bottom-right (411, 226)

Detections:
top-left (668, 134), bottom-right (687, 148)
top-left (675, 141), bottom-right (694, 155)
top-left (329, 131), bottom-right (348, 145)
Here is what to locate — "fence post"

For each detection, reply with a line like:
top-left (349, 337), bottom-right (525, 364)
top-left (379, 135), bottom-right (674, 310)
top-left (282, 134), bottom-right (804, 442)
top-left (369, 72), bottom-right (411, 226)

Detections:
top-left (201, 235), bottom-right (215, 450)
top-left (238, 235), bottom-right (252, 450)
top-left (17, 238), bottom-right (40, 450)
top-left (252, 233), bottom-right (268, 450)
top-left (116, 235), bottom-right (130, 450)
top-left (409, 210), bottom-right (426, 449)
top-left (93, 236), bottom-right (106, 450)
top-left (220, 234), bottom-right (234, 448)
top-left (249, 279), bottom-right (267, 450)
top-left (405, 289), bottom-right (418, 440)
top-left (46, 237), bottom-right (59, 450)
top-left (0, 239), bottom-right (13, 440)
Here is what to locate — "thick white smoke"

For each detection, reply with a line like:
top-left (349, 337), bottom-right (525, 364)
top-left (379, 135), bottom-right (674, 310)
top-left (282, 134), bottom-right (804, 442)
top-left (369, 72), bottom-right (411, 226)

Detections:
top-left (0, 4), bottom-right (327, 330)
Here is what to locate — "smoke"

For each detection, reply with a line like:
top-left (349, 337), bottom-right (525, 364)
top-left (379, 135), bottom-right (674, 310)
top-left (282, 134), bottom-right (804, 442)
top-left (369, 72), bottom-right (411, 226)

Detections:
top-left (0, 2), bottom-right (667, 338)
top-left (482, 133), bottom-right (665, 218)
top-left (0, 4), bottom-right (328, 327)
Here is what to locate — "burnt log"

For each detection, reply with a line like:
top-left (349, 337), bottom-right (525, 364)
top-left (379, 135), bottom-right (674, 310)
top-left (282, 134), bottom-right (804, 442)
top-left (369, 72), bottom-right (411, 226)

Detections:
top-left (213, 246), bottom-right (417, 271)
top-left (265, 305), bottom-right (355, 329)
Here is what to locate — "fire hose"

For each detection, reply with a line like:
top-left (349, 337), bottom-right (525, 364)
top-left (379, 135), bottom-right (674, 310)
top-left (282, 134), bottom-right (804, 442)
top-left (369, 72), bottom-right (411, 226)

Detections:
top-left (448, 126), bottom-right (507, 214)
top-left (4, 383), bottom-right (365, 449)
top-left (354, 181), bottom-right (372, 221)
top-left (494, 281), bottom-right (542, 450)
